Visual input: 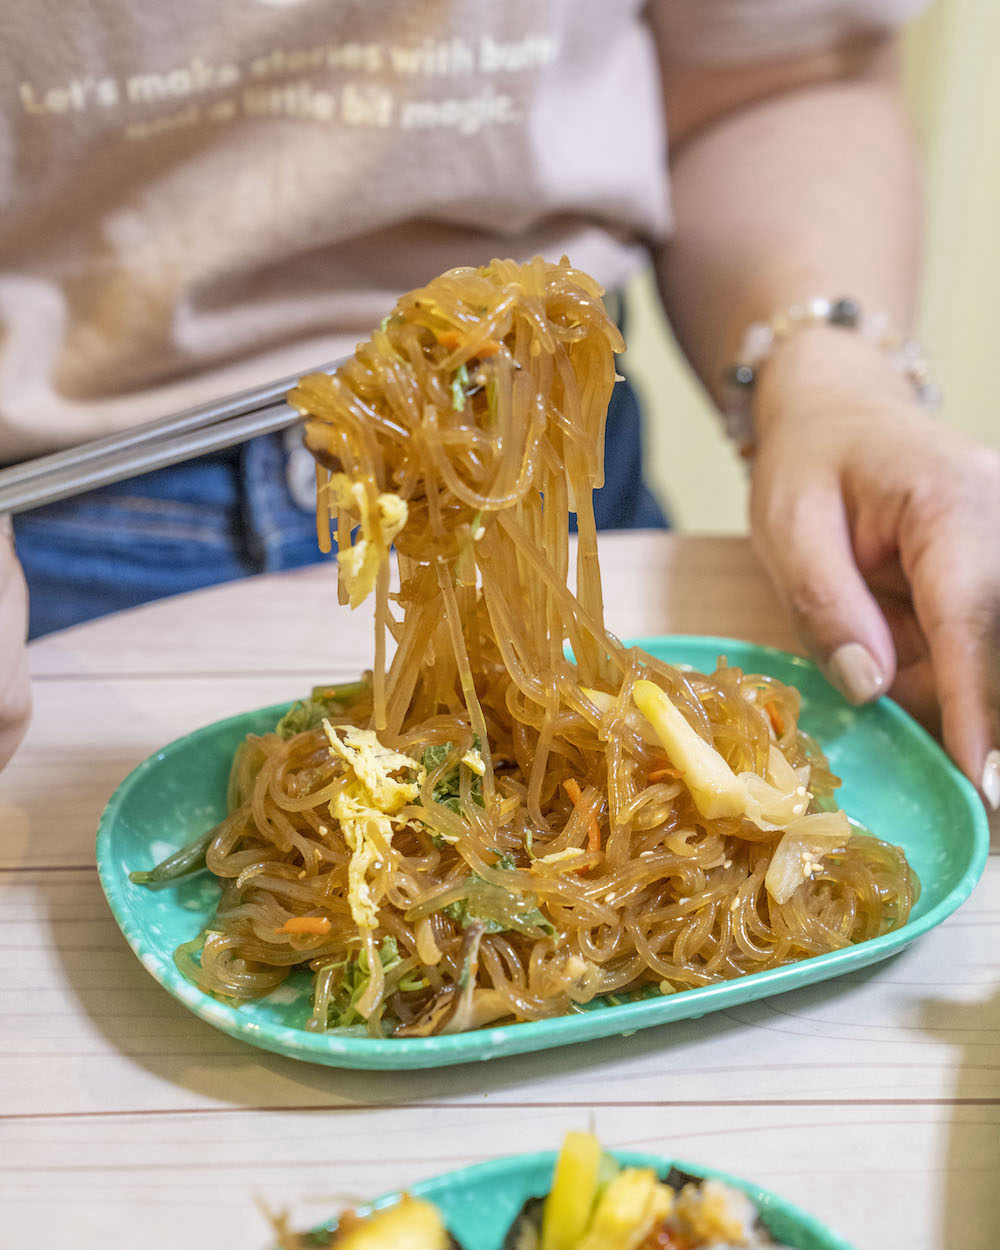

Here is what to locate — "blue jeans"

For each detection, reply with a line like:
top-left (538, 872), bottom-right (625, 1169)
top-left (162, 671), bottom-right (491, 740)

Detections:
top-left (13, 375), bottom-right (667, 639)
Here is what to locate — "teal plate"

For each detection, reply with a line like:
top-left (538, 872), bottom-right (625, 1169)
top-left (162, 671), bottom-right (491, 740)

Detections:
top-left (301, 1149), bottom-right (855, 1249)
top-left (96, 636), bottom-right (989, 1070)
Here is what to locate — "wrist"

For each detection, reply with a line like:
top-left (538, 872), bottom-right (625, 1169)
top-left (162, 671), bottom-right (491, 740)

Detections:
top-left (750, 323), bottom-right (926, 446)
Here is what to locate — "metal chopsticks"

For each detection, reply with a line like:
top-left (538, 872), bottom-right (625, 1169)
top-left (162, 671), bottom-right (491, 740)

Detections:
top-left (0, 360), bottom-right (340, 516)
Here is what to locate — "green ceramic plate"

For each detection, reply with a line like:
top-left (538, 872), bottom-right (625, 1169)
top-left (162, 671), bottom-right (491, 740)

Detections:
top-left (96, 636), bottom-right (988, 1070)
top-left (303, 1149), bottom-right (855, 1250)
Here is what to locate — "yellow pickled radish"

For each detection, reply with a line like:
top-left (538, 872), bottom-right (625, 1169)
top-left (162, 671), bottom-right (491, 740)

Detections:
top-left (632, 680), bottom-right (745, 820)
top-left (335, 1196), bottom-right (451, 1250)
top-left (541, 1131), bottom-right (603, 1250)
top-left (578, 1167), bottom-right (673, 1250)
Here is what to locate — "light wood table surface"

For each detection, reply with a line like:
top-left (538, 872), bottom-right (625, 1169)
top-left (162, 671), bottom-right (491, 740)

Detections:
top-left (2, 532), bottom-right (997, 1250)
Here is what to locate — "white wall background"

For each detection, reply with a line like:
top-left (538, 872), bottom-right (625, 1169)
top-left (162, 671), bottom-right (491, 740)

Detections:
top-left (626, 0), bottom-right (1000, 533)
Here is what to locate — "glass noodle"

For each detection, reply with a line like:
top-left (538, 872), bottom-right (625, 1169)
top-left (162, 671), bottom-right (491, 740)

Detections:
top-left (170, 257), bottom-right (917, 1036)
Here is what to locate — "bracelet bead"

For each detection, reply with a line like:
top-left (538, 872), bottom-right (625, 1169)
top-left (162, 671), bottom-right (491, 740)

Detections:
top-left (720, 296), bottom-right (940, 458)
top-left (723, 362), bottom-right (756, 390)
top-left (829, 296), bottom-right (861, 328)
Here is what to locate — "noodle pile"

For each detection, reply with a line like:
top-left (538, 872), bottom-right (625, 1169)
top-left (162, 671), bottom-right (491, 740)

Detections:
top-left (170, 257), bottom-right (917, 1037)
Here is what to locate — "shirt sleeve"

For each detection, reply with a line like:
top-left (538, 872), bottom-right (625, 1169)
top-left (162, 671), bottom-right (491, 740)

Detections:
top-left (657, 0), bottom-right (930, 64)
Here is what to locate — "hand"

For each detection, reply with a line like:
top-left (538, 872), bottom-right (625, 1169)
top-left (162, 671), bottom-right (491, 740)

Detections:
top-left (748, 328), bottom-right (1000, 805)
top-left (0, 524), bottom-right (30, 772)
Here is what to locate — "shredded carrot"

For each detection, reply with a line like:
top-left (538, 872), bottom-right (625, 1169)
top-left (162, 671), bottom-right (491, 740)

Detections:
top-left (562, 777), bottom-right (584, 808)
top-left (274, 916), bottom-right (332, 936)
top-left (764, 700), bottom-right (785, 737)
top-left (562, 778), bottom-right (602, 868)
top-left (647, 765), bottom-right (683, 784)
top-left (647, 754), bottom-right (683, 784)
top-left (437, 329), bottom-right (503, 357)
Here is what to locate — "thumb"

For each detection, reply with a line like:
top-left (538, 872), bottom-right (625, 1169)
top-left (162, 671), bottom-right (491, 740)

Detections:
top-left (752, 482), bottom-right (896, 704)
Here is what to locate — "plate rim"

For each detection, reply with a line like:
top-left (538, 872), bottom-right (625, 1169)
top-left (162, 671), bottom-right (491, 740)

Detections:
top-left (96, 634), bottom-right (990, 1068)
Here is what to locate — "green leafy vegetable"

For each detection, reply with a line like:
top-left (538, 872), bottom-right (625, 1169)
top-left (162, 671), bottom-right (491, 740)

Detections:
top-left (323, 937), bottom-right (416, 1029)
top-left (451, 362), bottom-right (470, 411)
top-left (443, 894), bottom-right (507, 935)
top-left (443, 889), bottom-right (555, 938)
top-left (275, 681), bottom-right (368, 741)
top-left (420, 739), bottom-right (483, 815)
top-left (421, 742), bottom-right (453, 773)
top-left (443, 856), bottom-right (555, 939)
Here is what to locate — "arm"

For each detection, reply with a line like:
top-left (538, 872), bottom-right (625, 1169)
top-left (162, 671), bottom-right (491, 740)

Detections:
top-left (655, 33), bottom-right (1000, 800)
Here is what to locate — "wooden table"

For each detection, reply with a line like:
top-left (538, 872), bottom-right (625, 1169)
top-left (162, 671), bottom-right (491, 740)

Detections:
top-left (2, 533), bottom-right (997, 1250)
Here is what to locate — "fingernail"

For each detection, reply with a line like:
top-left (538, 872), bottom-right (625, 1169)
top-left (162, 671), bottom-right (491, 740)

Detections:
top-left (981, 750), bottom-right (1000, 811)
top-left (826, 643), bottom-right (886, 705)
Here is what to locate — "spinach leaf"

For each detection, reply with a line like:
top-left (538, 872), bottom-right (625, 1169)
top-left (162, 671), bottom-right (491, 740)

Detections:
top-left (420, 738), bottom-right (483, 815)
top-left (324, 937), bottom-right (413, 1028)
top-left (443, 854), bottom-right (555, 939)
top-left (275, 681), bottom-right (368, 741)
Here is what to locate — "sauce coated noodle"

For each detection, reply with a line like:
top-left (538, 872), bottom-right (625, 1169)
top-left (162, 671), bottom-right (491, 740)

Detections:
top-left (171, 258), bottom-right (917, 1037)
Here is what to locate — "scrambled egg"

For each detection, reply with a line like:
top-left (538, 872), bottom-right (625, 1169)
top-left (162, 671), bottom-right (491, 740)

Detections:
top-left (323, 474), bottom-right (408, 608)
top-left (325, 723), bottom-right (424, 930)
top-left (460, 746), bottom-right (486, 776)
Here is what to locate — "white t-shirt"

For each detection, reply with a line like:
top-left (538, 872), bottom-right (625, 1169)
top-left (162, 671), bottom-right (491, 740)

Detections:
top-left (1, 0), bottom-right (925, 459)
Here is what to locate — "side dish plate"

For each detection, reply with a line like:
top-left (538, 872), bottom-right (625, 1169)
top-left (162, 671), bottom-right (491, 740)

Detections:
top-left (302, 1149), bottom-right (856, 1250)
top-left (96, 636), bottom-right (989, 1070)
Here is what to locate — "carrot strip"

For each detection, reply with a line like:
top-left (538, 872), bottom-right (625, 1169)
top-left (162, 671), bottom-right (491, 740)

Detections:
top-left (646, 753), bottom-right (684, 784)
top-left (764, 700), bottom-right (785, 737)
top-left (274, 916), bottom-right (332, 936)
top-left (437, 329), bottom-right (503, 357)
top-left (647, 766), bottom-right (683, 783)
top-left (562, 778), bottom-right (602, 867)
top-left (562, 777), bottom-right (584, 809)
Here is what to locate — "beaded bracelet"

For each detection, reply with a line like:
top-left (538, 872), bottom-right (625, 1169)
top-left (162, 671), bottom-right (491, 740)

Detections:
top-left (720, 296), bottom-right (942, 458)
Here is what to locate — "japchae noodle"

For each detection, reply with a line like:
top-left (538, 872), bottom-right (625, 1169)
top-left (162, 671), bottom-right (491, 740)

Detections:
top-left (166, 257), bottom-right (916, 1036)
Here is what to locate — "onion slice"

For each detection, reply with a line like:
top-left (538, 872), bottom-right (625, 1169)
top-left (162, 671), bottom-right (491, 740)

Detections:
top-left (764, 811), bottom-right (851, 904)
